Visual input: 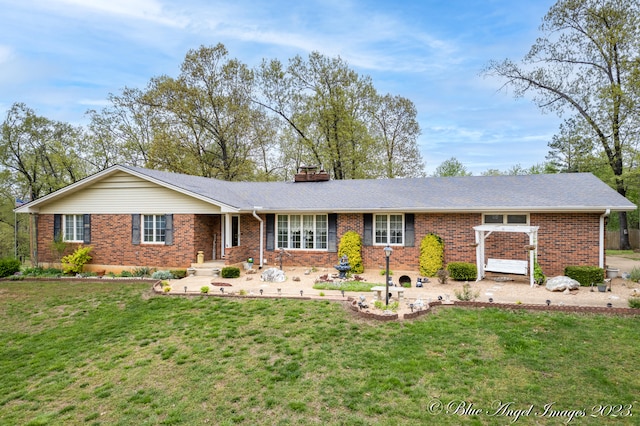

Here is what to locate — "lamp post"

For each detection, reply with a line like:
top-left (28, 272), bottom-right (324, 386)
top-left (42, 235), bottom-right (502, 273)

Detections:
top-left (383, 245), bottom-right (393, 306)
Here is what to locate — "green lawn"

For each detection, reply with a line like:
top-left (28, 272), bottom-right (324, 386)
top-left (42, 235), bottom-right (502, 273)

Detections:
top-left (1, 281), bottom-right (639, 425)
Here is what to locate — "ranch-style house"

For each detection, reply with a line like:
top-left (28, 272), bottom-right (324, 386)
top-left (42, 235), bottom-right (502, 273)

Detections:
top-left (15, 165), bottom-right (636, 283)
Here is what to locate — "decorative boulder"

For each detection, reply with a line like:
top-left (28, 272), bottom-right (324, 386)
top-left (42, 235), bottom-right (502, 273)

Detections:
top-left (261, 267), bottom-right (286, 283)
top-left (546, 276), bottom-right (580, 292)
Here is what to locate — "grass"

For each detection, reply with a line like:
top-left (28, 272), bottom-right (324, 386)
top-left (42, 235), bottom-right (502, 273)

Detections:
top-left (312, 280), bottom-right (378, 292)
top-left (1, 281), bottom-right (639, 425)
top-left (606, 250), bottom-right (640, 260)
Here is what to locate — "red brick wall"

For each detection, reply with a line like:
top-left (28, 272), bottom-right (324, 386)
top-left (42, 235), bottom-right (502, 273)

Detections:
top-left (257, 212), bottom-right (602, 276)
top-left (37, 214), bottom-right (201, 271)
top-left (35, 211), bottom-right (603, 276)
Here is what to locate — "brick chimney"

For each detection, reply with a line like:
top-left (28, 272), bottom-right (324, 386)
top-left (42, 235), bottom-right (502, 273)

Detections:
top-left (294, 165), bottom-right (330, 182)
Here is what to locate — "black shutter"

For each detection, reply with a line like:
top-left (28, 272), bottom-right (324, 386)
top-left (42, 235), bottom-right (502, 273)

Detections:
top-left (266, 214), bottom-right (275, 251)
top-left (132, 214), bottom-right (141, 245)
top-left (327, 213), bottom-right (338, 252)
top-left (164, 214), bottom-right (173, 245)
top-left (83, 214), bottom-right (91, 244)
top-left (404, 213), bottom-right (414, 247)
top-left (363, 214), bottom-right (373, 246)
top-left (53, 214), bottom-right (62, 241)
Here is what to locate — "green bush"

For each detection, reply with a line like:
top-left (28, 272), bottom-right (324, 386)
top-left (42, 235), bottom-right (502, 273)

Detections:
top-left (22, 267), bottom-right (62, 277)
top-left (337, 230), bottom-right (364, 273)
top-left (221, 267), bottom-right (240, 278)
top-left (447, 262), bottom-right (477, 281)
top-left (170, 269), bottom-right (187, 279)
top-left (628, 266), bottom-right (640, 282)
top-left (61, 245), bottom-right (93, 274)
top-left (132, 266), bottom-right (154, 277)
top-left (200, 286), bottom-right (209, 294)
top-left (119, 270), bottom-right (133, 277)
top-left (564, 265), bottom-right (604, 286)
top-left (628, 297), bottom-right (640, 309)
top-left (419, 233), bottom-right (444, 277)
top-left (454, 282), bottom-right (480, 301)
top-left (152, 270), bottom-right (174, 280)
top-left (0, 258), bottom-right (21, 278)
top-left (534, 260), bottom-right (546, 284)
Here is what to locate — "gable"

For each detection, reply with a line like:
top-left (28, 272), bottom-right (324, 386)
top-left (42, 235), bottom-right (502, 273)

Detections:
top-left (34, 171), bottom-right (222, 214)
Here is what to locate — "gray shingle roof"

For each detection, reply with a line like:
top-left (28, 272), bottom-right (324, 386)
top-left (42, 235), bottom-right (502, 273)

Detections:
top-left (125, 166), bottom-right (636, 213)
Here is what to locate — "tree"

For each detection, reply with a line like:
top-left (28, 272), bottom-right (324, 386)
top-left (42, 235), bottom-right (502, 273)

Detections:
top-left (546, 117), bottom-right (597, 172)
top-left (0, 103), bottom-right (88, 201)
top-left (370, 94), bottom-right (425, 178)
top-left (432, 157), bottom-right (472, 177)
top-left (256, 52), bottom-right (425, 179)
top-left (484, 0), bottom-right (640, 249)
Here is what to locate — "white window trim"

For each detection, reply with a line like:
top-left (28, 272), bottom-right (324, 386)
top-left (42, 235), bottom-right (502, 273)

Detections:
top-left (63, 214), bottom-right (84, 242)
top-left (276, 214), bottom-right (328, 250)
top-left (142, 214), bottom-right (166, 244)
top-left (374, 213), bottom-right (404, 246)
top-left (482, 213), bottom-right (530, 226)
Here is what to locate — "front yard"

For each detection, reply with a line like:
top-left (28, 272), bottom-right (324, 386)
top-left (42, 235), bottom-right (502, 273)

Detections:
top-left (1, 280), bottom-right (639, 425)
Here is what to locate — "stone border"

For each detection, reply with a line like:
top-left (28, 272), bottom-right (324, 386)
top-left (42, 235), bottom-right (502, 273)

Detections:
top-left (152, 282), bottom-right (640, 319)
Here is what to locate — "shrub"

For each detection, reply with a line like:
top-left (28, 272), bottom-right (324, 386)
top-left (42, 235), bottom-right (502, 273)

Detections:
top-left (436, 269), bottom-right (449, 285)
top-left (163, 285), bottom-right (171, 293)
top-left (152, 270), bottom-right (174, 280)
top-left (564, 265), bottom-right (604, 286)
top-left (200, 286), bottom-right (209, 294)
top-left (534, 260), bottom-right (546, 284)
top-left (132, 266), bottom-right (154, 277)
top-left (170, 269), bottom-right (187, 279)
top-left (628, 297), bottom-right (640, 309)
top-left (119, 270), bottom-right (133, 277)
top-left (0, 258), bottom-right (21, 278)
top-left (455, 282), bottom-right (480, 301)
top-left (337, 230), bottom-right (364, 273)
top-left (419, 233), bottom-right (444, 276)
top-left (628, 266), bottom-right (640, 282)
top-left (447, 262), bottom-right (477, 281)
top-left (221, 267), bottom-right (240, 278)
top-left (22, 267), bottom-right (62, 277)
top-left (61, 245), bottom-right (93, 274)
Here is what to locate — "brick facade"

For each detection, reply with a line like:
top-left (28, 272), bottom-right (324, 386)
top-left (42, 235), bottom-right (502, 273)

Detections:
top-left (35, 211), bottom-right (603, 276)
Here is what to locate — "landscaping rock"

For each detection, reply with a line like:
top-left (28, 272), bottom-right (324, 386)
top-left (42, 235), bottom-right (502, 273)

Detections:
top-left (546, 276), bottom-right (580, 292)
top-left (261, 268), bottom-right (286, 283)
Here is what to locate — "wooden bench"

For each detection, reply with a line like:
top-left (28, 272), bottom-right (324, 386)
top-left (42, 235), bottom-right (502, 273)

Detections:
top-left (485, 258), bottom-right (528, 275)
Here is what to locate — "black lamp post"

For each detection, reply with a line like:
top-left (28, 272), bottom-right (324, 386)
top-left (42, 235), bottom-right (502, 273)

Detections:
top-left (383, 245), bottom-right (393, 306)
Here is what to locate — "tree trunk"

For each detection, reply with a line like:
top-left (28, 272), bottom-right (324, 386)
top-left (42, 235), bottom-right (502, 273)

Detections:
top-left (618, 211), bottom-right (631, 250)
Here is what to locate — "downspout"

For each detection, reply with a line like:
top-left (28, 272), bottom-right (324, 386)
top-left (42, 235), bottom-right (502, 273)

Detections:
top-left (252, 209), bottom-right (264, 268)
top-left (599, 209), bottom-right (610, 269)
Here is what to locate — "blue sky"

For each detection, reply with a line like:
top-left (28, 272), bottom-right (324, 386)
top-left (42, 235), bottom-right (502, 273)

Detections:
top-left (0, 0), bottom-right (561, 175)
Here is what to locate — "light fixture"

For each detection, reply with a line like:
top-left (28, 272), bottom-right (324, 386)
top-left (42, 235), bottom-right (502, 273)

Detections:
top-left (383, 245), bottom-right (393, 306)
top-left (220, 287), bottom-right (224, 294)
top-left (341, 290), bottom-right (345, 298)
top-left (260, 289), bottom-right (263, 295)
top-left (300, 290), bottom-right (303, 297)
top-left (184, 286), bottom-right (187, 293)
top-left (546, 299), bottom-right (551, 306)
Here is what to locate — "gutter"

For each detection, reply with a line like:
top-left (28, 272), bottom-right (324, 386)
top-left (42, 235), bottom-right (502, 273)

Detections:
top-left (599, 209), bottom-right (610, 269)
top-left (252, 208), bottom-right (264, 268)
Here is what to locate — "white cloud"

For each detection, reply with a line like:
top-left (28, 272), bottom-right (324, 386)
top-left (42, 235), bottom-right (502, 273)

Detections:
top-left (44, 0), bottom-right (189, 27)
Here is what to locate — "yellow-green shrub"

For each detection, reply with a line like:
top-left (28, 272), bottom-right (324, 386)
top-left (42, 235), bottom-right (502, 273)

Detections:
top-left (419, 233), bottom-right (443, 277)
top-left (61, 245), bottom-right (93, 275)
top-left (338, 230), bottom-right (364, 273)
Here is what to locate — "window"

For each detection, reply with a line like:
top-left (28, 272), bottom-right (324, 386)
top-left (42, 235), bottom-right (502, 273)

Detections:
top-left (374, 214), bottom-right (403, 245)
top-left (483, 213), bottom-right (529, 225)
top-left (63, 215), bottom-right (84, 242)
top-left (276, 214), bottom-right (327, 249)
top-left (143, 214), bottom-right (166, 243)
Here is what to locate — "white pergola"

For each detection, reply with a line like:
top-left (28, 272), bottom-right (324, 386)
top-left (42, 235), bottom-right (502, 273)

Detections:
top-left (474, 224), bottom-right (539, 287)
